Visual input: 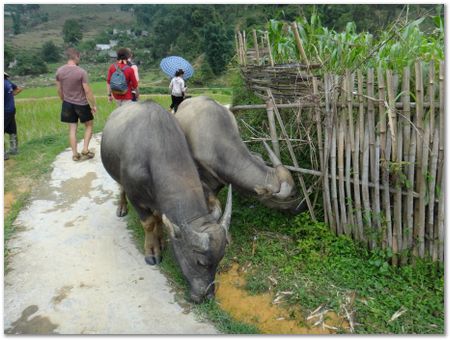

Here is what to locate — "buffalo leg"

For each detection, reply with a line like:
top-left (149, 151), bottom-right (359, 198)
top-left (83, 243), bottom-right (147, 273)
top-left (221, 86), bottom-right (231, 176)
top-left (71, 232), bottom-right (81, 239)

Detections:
top-left (141, 214), bottom-right (163, 265)
top-left (116, 185), bottom-right (128, 217)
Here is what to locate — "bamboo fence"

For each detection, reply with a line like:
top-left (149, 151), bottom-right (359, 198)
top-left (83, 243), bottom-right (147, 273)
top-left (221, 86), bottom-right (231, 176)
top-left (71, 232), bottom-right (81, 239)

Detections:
top-left (233, 28), bottom-right (444, 264)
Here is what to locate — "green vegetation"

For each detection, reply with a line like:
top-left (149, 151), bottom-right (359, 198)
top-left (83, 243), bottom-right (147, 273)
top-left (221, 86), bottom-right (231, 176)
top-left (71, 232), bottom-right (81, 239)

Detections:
top-left (222, 194), bottom-right (444, 334)
top-left (62, 19), bottom-right (83, 45)
top-left (266, 8), bottom-right (443, 72)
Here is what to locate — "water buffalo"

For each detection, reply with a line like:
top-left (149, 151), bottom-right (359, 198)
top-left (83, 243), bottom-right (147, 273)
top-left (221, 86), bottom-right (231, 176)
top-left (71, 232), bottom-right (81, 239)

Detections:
top-left (175, 96), bottom-right (304, 213)
top-left (101, 101), bottom-right (232, 303)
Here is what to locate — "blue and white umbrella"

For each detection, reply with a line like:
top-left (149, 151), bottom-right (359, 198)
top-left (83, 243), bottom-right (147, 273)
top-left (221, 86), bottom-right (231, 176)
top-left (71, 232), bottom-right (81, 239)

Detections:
top-left (160, 56), bottom-right (194, 80)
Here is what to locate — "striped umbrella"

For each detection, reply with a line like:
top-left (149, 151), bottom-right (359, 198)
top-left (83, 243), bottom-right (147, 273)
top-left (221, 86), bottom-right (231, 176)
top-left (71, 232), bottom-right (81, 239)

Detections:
top-left (160, 56), bottom-right (194, 80)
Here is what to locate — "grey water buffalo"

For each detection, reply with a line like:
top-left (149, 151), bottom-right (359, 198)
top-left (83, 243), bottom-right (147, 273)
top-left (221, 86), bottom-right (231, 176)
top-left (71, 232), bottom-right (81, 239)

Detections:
top-left (176, 96), bottom-right (304, 213)
top-left (100, 101), bottom-right (232, 303)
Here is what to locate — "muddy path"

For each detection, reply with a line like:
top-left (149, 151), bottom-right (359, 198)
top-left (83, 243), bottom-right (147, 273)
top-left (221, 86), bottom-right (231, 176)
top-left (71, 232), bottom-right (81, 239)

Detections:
top-left (3, 135), bottom-right (217, 335)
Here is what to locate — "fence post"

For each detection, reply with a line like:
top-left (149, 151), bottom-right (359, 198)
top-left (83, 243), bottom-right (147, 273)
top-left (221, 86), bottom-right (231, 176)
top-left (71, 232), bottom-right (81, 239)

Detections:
top-left (291, 22), bottom-right (310, 67)
top-left (266, 99), bottom-right (280, 159)
top-left (265, 31), bottom-right (274, 67)
top-left (252, 29), bottom-right (260, 65)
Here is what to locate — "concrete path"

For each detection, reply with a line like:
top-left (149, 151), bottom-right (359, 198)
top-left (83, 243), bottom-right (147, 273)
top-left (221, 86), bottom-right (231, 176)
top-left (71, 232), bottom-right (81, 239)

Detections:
top-left (4, 134), bottom-right (218, 335)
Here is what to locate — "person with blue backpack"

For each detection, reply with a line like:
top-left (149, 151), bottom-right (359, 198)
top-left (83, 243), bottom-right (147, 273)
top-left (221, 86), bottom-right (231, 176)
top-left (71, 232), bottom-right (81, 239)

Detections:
top-left (107, 48), bottom-right (138, 106)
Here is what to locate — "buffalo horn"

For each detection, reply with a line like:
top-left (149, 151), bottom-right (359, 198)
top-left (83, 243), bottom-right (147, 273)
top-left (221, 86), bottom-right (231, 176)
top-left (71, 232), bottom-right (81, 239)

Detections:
top-left (273, 181), bottom-right (292, 199)
top-left (263, 140), bottom-right (282, 167)
top-left (219, 185), bottom-right (232, 232)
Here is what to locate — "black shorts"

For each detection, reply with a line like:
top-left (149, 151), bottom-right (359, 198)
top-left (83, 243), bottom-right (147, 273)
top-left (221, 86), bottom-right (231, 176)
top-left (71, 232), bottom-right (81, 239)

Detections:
top-left (4, 109), bottom-right (17, 134)
top-left (170, 95), bottom-right (184, 112)
top-left (61, 101), bottom-right (94, 123)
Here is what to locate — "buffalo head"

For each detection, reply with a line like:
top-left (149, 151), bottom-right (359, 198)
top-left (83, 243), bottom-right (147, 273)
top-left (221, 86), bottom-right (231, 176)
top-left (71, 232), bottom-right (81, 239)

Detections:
top-left (254, 141), bottom-right (305, 214)
top-left (162, 186), bottom-right (232, 303)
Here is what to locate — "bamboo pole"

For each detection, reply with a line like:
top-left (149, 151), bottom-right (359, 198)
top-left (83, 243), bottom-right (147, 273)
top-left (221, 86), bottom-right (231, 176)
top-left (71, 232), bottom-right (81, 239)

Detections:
top-left (378, 68), bottom-right (392, 252)
top-left (338, 79), bottom-right (347, 234)
top-left (367, 68), bottom-right (380, 246)
top-left (230, 100), bottom-right (441, 112)
top-left (266, 99), bottom-right (281, 159)
top-left (252, 29), bottom-right (260, 65)
top-left (265, 31), bottom-right (274, 67)
top-left (428, 60), bottom-right (436, 150)
top-left (386, 70), bottom-right (398, 162)
top-left (436, 64), bottom-right (444, 190)
top-left (361, 114), bottom-right (372, 248)
top-left (344, 71), bottom-right (355, 236)
top-left (333, 75), bottom-right (341, 233)
top-left (291, 22), bottom-right (310, 67)
top-left (267, 89), bottom-right (316, 220)
top-left (387, 69), bottom-right (401, 266)
top-left (235, 33), bottom-right (241, 65)
top-left (331, 121), bottom-right (340, 234)
top-left (378, 68), bottom-right (387, 162)
top-left (353, 70), bottom-right (364, 241)
top-left (437, 172), bottom-right (444, 262)
top-left (284, 165), bottom-right (430, 200)
top-left (313, 77), bottom-right (330, 225)
top-left (401, 66), bottom-right (412, 265)
top-left (436, 61), bottom-right (445, 262)
top-left (414, 60), bottom-right (426, 258)
top-left (428, 125), bottom-right (439, 260)
top-left (238, 32), bottom-right (246, 67)
top-left (426, 61), bottom-right (437, 258)
top-left (323, 74), bottom-right (335, 232)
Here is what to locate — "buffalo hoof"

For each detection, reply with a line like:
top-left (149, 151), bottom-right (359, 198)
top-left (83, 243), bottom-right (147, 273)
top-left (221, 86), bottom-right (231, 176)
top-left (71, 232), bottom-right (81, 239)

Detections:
top-left (145, 255), bottom-right (156, 265)
top-left (154, 255), bottom-right (162, 265)
top-left (116, 206), bottom-right (128, 217)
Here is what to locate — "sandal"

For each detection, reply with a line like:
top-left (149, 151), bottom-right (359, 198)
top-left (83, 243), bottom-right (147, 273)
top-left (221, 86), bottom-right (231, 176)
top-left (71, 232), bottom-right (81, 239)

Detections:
top-left (72, 153), bottom-right (81, 162)
top-left (81, 150), bottom-right (95, 159)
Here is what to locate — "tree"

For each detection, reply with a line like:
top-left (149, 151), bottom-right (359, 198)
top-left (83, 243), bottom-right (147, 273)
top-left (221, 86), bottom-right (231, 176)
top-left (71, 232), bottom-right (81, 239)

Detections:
top-left (203, 22), bottom-right (234, 75)
top-left (11, 12), bottom-right (21, 34)
top-left (16, 52), bottom-right (48, 76)
top-left (62, 19), bottom-right (83, 45)
top-left (5, 44), bottom-right (14, 67)
top-left (41, 41), bottom-right (61, 63)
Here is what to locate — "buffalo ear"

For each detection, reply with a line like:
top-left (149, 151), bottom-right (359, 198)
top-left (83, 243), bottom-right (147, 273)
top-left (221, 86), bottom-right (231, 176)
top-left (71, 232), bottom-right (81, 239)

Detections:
top-left (162, 214), bottom-right (181, 239)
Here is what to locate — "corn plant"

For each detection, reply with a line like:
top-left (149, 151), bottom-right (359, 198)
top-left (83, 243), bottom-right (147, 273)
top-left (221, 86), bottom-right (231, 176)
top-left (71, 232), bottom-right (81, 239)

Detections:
top-left (265, 11), bottom-right (443, 74)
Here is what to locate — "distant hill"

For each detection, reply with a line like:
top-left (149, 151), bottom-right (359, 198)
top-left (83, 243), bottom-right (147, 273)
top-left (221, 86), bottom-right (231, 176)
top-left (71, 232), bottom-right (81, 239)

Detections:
top-left (4, 4), bottom-right (134, 51)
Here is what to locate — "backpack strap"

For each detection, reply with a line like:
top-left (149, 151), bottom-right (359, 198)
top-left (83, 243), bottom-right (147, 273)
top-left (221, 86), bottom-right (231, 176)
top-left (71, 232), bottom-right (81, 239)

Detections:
top-left (114, 63), bottom-right (129, 73)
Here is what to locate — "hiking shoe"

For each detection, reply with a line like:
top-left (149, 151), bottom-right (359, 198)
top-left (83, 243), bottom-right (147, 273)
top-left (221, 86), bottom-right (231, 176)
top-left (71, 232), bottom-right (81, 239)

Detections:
top-left (72, 153), bottom-right (81, 162)
top-left (81, 150), bottom-right (95, 160)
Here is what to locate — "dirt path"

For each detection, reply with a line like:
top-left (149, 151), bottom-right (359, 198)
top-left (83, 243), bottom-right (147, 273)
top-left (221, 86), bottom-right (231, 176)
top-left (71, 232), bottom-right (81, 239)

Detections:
top-left (4, 135), bottom-right (218, 335)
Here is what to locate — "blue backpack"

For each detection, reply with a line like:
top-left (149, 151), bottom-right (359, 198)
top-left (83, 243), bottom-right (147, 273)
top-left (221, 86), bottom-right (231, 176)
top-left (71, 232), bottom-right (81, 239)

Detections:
top-left (110, 63), bottom-right (130, 95)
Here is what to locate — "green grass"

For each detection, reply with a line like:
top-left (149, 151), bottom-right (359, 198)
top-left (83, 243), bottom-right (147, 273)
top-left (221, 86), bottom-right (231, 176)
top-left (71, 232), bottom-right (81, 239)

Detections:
top-left (222, 193), bottom-right (444, 334)
top-left (125, 203), bottom-right (258, 334)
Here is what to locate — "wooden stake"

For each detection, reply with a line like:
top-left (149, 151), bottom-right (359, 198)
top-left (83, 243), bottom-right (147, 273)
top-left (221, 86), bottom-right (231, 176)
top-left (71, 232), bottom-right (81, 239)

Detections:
top-left (353, 70), bottom-right (364, 241)
top-left (367, 68), bottom-right (380, 247)
top-left (252, 29), bottom-right (260, 65)
top-left (265, 31), bottom-right (274, 67)
top-left (323, 74), bottom-right (335, 232)
top-left (387, 69), bottom-right (401, 265)
top-left (266, 99), bottom-right (281, 159)
top-left (401, 66), bottom-right (412, 265)
top-left (378, 68), bottom-right (392, 252)
top-left (267, 89), bottom-right (316, 220)
top-left (291, 22), bottom-right (310, 67)
top-left (414, 60), bottom-right (426, 258)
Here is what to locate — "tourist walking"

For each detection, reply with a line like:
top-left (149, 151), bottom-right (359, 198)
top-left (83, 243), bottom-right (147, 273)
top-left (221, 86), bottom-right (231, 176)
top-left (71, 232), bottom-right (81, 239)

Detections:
top-left (107, 48), bottom-right (138, 106)
top-left (56, 48), bottom-right (97, 161)
top-left (4, 72), bottom-right (23, 160)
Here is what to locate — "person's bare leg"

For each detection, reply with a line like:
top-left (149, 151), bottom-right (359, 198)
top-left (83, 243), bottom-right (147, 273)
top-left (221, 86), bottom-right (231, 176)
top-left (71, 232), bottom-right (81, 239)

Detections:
top-left (69, 123), bottom-right (78, 157)
top-left (82, 120), bottom-right (93, 154)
